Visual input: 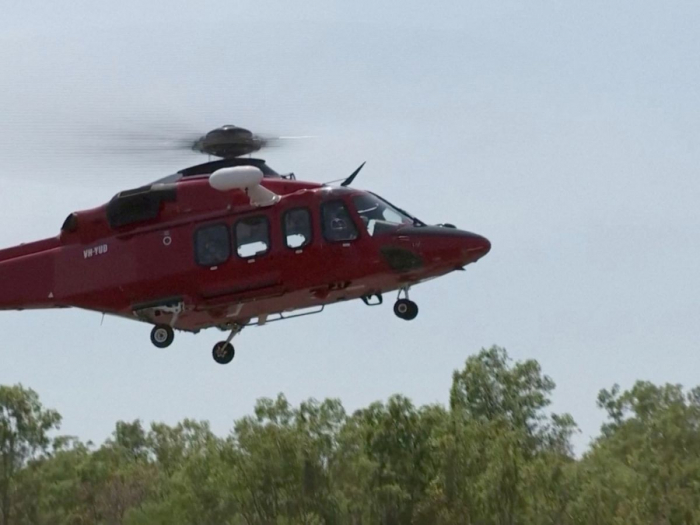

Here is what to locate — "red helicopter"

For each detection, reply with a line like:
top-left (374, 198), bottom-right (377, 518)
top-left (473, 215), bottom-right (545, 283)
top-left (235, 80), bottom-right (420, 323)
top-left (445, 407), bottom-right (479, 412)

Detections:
top-left (0, 126), bottom-right (491, 364)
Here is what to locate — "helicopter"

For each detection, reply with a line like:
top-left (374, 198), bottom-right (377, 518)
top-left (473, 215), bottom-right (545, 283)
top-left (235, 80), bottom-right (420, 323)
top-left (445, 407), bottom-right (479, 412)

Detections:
top-left (0, 125), bottom-right (491, 364)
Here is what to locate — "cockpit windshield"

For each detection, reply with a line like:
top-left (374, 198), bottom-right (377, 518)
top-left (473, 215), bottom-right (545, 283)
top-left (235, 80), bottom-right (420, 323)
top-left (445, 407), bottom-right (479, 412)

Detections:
top-left (352, 193), bottom-right (415, 236)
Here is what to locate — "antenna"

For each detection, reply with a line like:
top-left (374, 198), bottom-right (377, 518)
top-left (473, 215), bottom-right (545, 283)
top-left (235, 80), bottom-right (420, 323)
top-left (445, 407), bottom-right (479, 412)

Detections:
top-left (340, 162), bottom-right (366, 187)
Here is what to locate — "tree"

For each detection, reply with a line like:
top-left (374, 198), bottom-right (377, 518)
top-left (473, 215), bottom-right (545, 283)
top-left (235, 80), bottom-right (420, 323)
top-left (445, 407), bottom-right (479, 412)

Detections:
top-left (0, 385), bottom-right (61, 525)
top-left (434, 347), bottom-right (578, 525)
top-left (571, 381), bottom-right (700, 524)
top-left (449, 346), bottom-right (558, 441)
top-left (3, 347), bottom-right (700, 525)
top-left (227, 394), bottom-right (346, 524)
top-left (337, 396), bottom-right (445, 525)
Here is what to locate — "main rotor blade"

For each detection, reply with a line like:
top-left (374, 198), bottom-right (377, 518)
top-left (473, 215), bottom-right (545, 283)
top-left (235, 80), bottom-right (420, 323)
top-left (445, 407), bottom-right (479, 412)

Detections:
top-left (0, 110), bottom-right (317, 190)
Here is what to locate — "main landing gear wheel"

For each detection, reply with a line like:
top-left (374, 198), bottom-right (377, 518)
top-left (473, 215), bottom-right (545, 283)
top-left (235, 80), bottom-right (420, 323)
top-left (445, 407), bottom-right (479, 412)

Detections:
top-left (212, 323), bottom-right (244, 365)
top-left (150, 325), bottom-right (175, 348)
top-left (394, 299), bottom-right (419, 321)
top-left (211, 323), bottom-right (245, 365)
top-left (212, 342), bottom-right (235, 365)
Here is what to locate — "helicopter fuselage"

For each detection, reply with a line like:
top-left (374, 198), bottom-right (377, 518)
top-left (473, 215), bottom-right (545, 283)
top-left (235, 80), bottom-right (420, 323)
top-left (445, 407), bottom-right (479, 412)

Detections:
top-left (0, 172), bottom-right (490, 358)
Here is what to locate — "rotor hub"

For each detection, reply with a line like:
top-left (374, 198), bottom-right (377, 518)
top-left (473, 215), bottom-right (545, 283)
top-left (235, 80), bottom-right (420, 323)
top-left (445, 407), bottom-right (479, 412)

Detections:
top-left (192, 125), bottom-right (266, 159)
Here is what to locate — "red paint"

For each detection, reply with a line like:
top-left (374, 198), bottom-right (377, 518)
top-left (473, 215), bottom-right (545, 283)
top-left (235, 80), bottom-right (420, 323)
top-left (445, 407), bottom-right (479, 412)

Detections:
top-left (0, 172), bottom-right (490, 340)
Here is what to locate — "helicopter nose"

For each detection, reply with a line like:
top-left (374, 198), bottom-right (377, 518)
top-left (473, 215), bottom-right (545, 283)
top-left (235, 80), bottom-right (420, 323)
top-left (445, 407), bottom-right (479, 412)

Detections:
top-left (465, 232), bottom-right (491, 260)
top-left (393, 225), bottom-right (491, 267)
top-left (445, 229), bottom-right (490, 265)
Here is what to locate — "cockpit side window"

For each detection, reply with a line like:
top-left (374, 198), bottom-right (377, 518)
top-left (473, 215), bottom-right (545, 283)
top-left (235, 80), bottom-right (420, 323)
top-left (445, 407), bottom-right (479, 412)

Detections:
top-left (321, 200), bottom-right (359, 242)
top-left (234, 216), bottom-right (270, 258)
top-left (195, 224), bottom-right (231, 267)
top-left (352, 194), bottom-right (412, 236)
top-left (283, 207), bottom-right (312, 249)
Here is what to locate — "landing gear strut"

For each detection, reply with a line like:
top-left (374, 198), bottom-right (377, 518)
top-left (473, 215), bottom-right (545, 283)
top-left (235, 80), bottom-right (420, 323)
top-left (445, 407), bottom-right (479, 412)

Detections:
top-left (150, 325), bottom-right (175, 348)
top-left (394, 288), bottom-right (418, 321)
top-left (212, 324), bottom-right (243, 365)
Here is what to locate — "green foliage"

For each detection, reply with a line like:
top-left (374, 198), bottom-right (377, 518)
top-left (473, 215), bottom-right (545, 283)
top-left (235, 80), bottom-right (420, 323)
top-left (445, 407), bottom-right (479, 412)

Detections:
top-left (570, 381), bottom-right (700, 524)
top-left (1, 346), bottom-right (699, 524)
top-left (449, 346), bottom-right (563, 448)
top-left (0, 384), bottom-right (61, 525)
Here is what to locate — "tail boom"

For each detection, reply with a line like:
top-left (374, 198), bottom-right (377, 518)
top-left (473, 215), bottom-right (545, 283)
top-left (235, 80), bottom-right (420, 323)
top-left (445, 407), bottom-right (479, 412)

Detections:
top-left (0, 238), bottom-right (61, 310)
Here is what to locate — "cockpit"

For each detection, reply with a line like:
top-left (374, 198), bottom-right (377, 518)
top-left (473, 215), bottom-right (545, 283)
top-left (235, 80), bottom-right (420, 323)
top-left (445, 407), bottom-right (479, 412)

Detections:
top-left (351, 192), bottom-right (417, 236)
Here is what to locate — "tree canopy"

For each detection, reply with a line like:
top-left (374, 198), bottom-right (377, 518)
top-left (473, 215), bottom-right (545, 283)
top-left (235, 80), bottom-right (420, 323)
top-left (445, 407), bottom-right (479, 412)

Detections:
top-left (1, 346), bottom-right (698, 525)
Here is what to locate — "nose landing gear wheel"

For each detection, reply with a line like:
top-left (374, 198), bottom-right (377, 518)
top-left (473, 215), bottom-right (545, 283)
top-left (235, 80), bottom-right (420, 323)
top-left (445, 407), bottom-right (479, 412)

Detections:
top-left (394, 299), bottom-right (419, 321)
top-left (212, 342), bottom-right (235, 365)
top-left (150, 325), bottom-right (175, 348)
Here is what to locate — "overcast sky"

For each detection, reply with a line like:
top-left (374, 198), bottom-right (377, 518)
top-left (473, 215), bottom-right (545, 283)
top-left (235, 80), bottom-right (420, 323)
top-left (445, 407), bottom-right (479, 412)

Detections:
top-left (1, 0), bottom-right (699, 453)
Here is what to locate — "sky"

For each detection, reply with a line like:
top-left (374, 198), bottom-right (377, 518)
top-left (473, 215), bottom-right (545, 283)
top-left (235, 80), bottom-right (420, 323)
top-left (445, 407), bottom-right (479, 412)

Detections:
top-left (1, 0), bottom-right (699, 454)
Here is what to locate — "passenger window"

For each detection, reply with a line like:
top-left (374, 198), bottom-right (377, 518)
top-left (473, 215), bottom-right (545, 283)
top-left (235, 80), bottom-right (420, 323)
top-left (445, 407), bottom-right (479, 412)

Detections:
top-left (235, 216), bottom-right (270, 258)
top-left (283, 208), bottom-right (312, 249)
top-left (321, 200), bottom-right (358, 242)
top-left (195, 224), bottom-right (230, 267)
